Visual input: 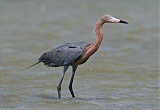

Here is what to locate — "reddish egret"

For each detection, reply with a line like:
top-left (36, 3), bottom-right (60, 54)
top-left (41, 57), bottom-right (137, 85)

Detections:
top-left (24, 14), bottom-right (128, 99)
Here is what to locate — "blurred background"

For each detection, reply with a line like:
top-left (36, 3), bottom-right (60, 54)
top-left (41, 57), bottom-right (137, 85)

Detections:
top-left (0, 0), bottom-right (159, 109)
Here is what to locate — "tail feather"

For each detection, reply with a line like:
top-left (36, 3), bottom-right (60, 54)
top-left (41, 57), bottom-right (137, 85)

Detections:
top-left (22, 61), bottom-right (41, 70)
top-left (22, 52), bottom-right (49, 70)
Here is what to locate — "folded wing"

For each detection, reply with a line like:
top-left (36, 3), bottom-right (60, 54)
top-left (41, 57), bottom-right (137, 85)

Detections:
top-left (39, 42), bottom-right (83, 67)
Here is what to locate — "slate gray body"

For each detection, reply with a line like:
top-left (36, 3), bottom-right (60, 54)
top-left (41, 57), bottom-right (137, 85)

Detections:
top-left (39, 42), bottom-right (90, 67)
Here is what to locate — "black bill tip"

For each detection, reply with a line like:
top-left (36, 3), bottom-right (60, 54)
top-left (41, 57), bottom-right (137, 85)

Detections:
top-left (120, 20), bottom-right (128, 24)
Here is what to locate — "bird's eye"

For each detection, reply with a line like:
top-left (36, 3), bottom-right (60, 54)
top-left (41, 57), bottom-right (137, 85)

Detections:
top-left (108, 17), bottom-right (112, 20)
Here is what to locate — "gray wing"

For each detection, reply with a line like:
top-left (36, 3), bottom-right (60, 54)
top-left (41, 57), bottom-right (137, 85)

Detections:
top-left (39, 42), bottom-right (83, 67)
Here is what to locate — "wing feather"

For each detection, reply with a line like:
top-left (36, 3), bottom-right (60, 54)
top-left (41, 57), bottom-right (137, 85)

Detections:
top-left (39, 42), bottom-right (83, 67)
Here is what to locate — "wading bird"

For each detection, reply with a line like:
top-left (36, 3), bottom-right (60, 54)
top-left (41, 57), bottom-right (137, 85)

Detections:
top-left (24, 14), bottom-right (128, 99)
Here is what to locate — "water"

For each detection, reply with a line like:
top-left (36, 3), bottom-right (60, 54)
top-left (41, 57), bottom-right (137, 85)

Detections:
top-left (0, 0), bottom-right (159, 109)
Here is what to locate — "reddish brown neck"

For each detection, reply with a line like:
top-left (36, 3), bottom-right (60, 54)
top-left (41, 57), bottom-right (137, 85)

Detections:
top-left (73, 20), bottom-right (104, 66)
top-left (92, 20), bottom-right (104, 51)
top-left (82, 20), bottom-right (104, 57)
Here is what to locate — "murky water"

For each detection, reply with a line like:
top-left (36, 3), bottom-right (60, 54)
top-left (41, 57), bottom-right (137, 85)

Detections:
top-left (0, 0), bottom-right (159, 110)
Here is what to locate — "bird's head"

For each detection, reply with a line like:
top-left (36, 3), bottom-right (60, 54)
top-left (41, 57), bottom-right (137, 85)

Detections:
top-left (100, 14), bottom-right (128, 24)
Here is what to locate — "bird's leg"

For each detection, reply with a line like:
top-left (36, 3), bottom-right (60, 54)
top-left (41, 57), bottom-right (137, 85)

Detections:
top-left (69, 65), bottom-right (78, 97)
top-left (57, 66), bottom-right (69, 99)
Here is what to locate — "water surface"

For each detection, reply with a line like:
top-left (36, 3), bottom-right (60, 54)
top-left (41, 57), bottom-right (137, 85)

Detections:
top-left (0, 0), bottom-right (159, 110)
